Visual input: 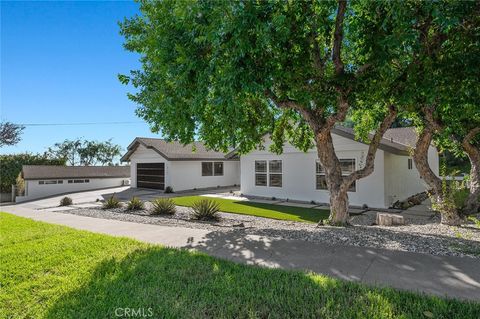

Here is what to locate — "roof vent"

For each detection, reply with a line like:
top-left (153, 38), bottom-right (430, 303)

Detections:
top-left (391, 138), bottom-right (393, 142)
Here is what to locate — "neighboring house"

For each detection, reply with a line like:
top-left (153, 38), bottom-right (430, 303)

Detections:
top-left (241, 127), bottom-right (438, 208)
top-left (120, 138), bottom-right (240, 191)
top-left (16, 165), bottom-right (130, 202)
top-left (122, 127), bottom-right (439, 209)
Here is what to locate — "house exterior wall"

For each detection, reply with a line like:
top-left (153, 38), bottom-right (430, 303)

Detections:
top-left (129, 144), bottom-right (240, 192)
top-left (383, 145), bottom-right (439, 207)
top-left (169, 161), bottom-right (240, 191)
top-left (240, 134), bottom-right (387, 208)
top-left (16, 177), bottom-right (127, 202)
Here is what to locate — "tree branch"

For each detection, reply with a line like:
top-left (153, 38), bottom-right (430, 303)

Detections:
top-left (264, 89), bottom-right (318, 131)
top-left (332, 0), bottom-right (347, 75)
top-left (343, 105), bottom-right (398, 186)
top-left (413, 126), bottom-right (442, 194)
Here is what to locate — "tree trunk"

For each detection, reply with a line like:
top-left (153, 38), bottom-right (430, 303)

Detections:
top-left (315, 130), bottom-right (350, 226)
top-left (413, 126), bottom-right (463, 225)
top-left (462, 128), bottom-right (480, 215)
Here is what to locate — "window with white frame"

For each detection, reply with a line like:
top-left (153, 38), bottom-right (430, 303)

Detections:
top-left (316, 159), bottom-right (356, 192)
top-left (255, 160), bottom-right (282, 187)
top-left (269, 160), bottom-right (282, 187)
top-left (408, 158), bottom-right (413, 170)
top-left (255, 160), bottom-right (267, 186)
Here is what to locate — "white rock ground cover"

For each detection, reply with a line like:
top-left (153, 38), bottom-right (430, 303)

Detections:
top-left (54, 199), bottom-right (480, 259)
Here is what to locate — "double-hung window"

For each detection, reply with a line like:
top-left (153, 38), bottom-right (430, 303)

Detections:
top-left (316, 159), bottom-right (356, 192)
top-left (255, 160), bottom-right (267, 186)
top-left (269, 160), bottom-right (282, 187)
top-left (255, 160), bottom-right (282, 187)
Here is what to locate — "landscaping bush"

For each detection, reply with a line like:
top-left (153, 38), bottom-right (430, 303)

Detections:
top-left (127, 197), bottom-right (144, 211)
top-left (151, 198), bottom-right (176, 215)
top-left (59, 197), bottom-right (73, 206)
top-left (0, 154), bottom-right (66, 193)
top-left (164, 186), bottom-right (174, 194)
top-left (191, 198), bottom-right (220, 221)
top-left (103, 195), bottom-right (122, 209)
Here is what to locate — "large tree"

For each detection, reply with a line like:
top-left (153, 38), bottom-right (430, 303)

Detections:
top-left (0, 122), bottom-right (25, 147)
top-left (381, 0), bottom-right (480, 224)
top-left (119, 0), bottom-right (417, 225)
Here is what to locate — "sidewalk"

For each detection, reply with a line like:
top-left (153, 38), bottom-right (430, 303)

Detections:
top-left (2, 203), bottom-right (479, 301)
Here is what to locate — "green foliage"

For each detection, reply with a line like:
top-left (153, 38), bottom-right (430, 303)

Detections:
top-left (119, 0), bottom-right (399, 154)
top-left (164, 186), bottom-right (174, 194)
top-left (0, 153), bottom-right (66, 192)
top-left (150, 198), bottom-right (176, 215)
top-left (102, 195), bottom-right (122, 209)
top-left (59, 197), bottom-right (73, 206)
top-left (432, 165), bottom-right (470, 215)
top-left (126, 197), bottom-right (144, 211)
top-left (47, 138), bottom-right (122, 166)
top-left (190, 198), bottom-right (220, 221)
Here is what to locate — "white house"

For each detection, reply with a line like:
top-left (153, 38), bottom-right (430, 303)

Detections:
top-left (122, 127), bottom-right (439, 209)
top-left (16, 165), bottom-right (130, 202)
top-left (120, 138), bottom-right (240, 191)
top-left (241, 127), bottom-right (439, 208)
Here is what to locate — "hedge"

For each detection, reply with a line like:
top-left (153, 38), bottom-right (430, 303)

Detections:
top-left (0, 154), bottom-right (66, 192)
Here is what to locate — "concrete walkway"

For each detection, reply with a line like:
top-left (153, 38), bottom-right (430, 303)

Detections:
top-left (2, 202), bottom-right (479, 302)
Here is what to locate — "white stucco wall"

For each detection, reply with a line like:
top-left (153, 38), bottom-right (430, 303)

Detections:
top-left (16, 177), bottom-right (127, 202)
top-left (384, 145), bottom-right (439, 207)
top-left (128, 144), bottom-right (240, 192)
top-left (170, 160), bottom-right (240, 191)
top-left (240, 134), bottom-right (387, 208)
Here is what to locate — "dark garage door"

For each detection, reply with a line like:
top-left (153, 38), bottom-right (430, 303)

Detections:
top-left (136, 163), bottom-right (165, 190)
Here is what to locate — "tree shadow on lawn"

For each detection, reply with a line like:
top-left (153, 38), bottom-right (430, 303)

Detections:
top-left (45, 245), bottom-right (478, 319)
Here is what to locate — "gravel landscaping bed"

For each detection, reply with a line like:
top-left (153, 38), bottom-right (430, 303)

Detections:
top-left (59, 205), bottom-right (480, 258)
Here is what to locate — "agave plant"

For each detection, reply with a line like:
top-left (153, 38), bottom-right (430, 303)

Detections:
top-left (103, 195), bottom-right (122, 209)
top-left (190, 199), bottom-right (220, 221)
top-left (127, 197), bottom-right (144, 211)
top-left (150, 198), bottom-right (176, 215)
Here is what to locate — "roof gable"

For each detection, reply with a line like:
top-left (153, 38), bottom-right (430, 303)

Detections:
top-left (121, 138), bottom-right (237, 162)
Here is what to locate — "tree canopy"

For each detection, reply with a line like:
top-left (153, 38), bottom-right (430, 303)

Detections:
top-left (47, 139), bottom-right (122, 166)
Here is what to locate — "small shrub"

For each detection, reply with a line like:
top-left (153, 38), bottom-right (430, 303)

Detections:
top-left (151, 198), bottom-right (176, 215)
top-left (59, 196), bottom-right (73, 206)
top-left (103, 195), bottom-right (122, 209)
top-left (164, 186), bottom-right (174, 194)
top-left (191, 198), bottom-right (220, 221)
top-left (127, 197), bottom-right (144, 211)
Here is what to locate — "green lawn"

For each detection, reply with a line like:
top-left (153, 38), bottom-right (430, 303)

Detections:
top-left (171, 196), bottom-right (329, 223)
top-left (1, 212), bottom-right (478, 319)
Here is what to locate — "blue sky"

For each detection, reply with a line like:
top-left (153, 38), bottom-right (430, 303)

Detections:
top-left (1, 0), bottom-right (159, 155)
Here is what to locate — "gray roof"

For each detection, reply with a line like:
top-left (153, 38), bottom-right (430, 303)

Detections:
top-left (22, 165), bottom-right (130, 180)
top-left (121, 127), bottom-right (419, 162)
top-left (121, 138), bottom-right (237, 162)
top-left (382, 127), bottom-right (418, 147)
top-left (332, 126), bottom-right (417, 155)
